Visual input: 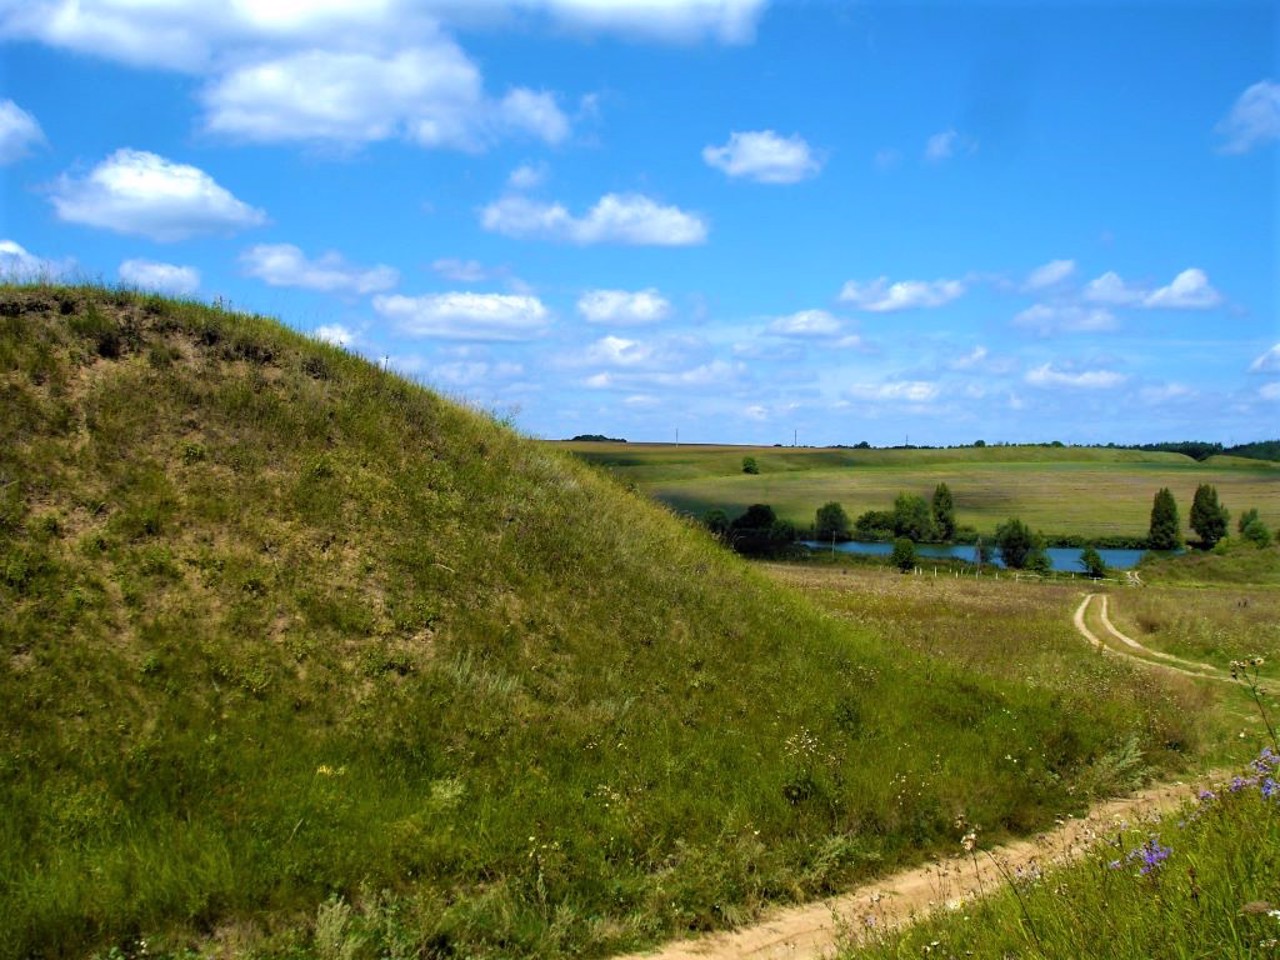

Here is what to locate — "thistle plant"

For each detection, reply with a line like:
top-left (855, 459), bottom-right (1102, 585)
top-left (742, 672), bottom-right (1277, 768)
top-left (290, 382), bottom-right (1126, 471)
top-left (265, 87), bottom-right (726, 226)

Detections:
top-left (1231, 657), bottom-right (1277, 753)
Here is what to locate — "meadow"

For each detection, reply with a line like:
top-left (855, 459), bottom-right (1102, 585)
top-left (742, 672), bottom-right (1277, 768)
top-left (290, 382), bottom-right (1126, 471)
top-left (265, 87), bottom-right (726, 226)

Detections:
top-left (555, 441), bottom-right (1280, 541)
top-left (0, 285), bottom-right (1271, 960)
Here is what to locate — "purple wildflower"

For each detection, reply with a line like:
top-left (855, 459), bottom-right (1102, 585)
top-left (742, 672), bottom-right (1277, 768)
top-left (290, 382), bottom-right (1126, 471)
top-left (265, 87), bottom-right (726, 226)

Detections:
top-left (1230, 775), bottom-right (1259, 793)
top-left (1198, 789), bottom-right (1216, 803)
top-left (1263, 777), bottom-right (1278, 800)
top-left (1253, 748), bottom-right (1279, 774)
top-left (1136, 839), bottom-right (1171, 876)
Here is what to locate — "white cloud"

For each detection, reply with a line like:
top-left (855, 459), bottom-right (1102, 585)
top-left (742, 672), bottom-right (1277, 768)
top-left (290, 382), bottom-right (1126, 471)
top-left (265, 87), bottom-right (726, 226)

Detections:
top-left (241, 243), bottom-right (398, 294)
top-left (507, 162), bottom-right (547, 190)
top-left (202, 42), bottom-right (568, 149)
top-left (583, 334), bottom-right (694, 369)
top-left (1082, 271), bottom-right (1145, 306)
top-left (119, 258), bottom-right (200, 295)
top-left (848, 380), bottom-right (940, 403)
top-left (1261, 382), bottom-right (1280, 401)
top-left (1013, 304), bottom-right (1117, 335)
top-left (924, 128), bottom-right (958, 162)
top-left (1024, 259), bottom-right (1076, 291)
top-left (1139, 383), bottom-right (1196, 404)
top-left (873, 148), bottom-right (901, 171)
top-left (766, 309), bottom-right (841, 337)
top-left (1216, 79), bottom-right (1280, 154)
top-left (431, 360), bottom-right (524, 387)
top-left (314, 323), bottom-right (357, 347)
top-left (49, 149), bottom-right (266, 242)
top-left (1249, 344), bottom-right (1280, 373)
top-left (431, 258), bottom-right (489, 283)
top-left (521, 0), bottom-right (766, 43)
top-left (1025, 364), bottom-right (1126, 389)
top-left (577, 288), bottom-right (672, 325)
top-left (0, 239), bottom-right (70, 280)
top-left (949, 345), bottom-right (988, 370)
top-left (1082, 268), bottom-right (1223, 310)
top-left (1142, 268), bottom-right (1222, 309)
top-left (838, 276), bottom-right (965, 312)
top-left (702, 130), bottom-right (822, 183)
top-left (480, 192), bottom-right (707, 245)
top-left (0, 99), bottom-right (45, 164)
top-left (373, 292), bottom-right (549, 341)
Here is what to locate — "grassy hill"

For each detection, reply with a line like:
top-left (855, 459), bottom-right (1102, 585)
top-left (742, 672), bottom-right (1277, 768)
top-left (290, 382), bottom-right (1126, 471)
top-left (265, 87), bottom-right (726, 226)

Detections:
top-left (0, 286), bottom-right (1207, 960)
top-left (553, 442), bottom-right (1280, 541)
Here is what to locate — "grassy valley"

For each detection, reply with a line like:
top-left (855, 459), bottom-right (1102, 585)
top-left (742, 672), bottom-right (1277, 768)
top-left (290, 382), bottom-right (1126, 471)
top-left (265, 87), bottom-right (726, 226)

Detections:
top-left (0, 286), bottom-right (1265, 960)
top-left (555, 441), bottom-right (1279, 541)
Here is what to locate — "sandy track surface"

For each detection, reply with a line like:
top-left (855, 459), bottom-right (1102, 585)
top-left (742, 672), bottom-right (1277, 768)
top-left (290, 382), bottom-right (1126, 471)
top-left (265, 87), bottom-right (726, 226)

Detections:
top-left (613, 777), bottom-right (1211, 960)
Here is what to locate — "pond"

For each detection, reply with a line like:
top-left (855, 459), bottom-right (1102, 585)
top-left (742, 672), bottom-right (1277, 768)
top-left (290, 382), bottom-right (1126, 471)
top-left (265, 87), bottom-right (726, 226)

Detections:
top-left (800, 540), bottom-right (1156, 572)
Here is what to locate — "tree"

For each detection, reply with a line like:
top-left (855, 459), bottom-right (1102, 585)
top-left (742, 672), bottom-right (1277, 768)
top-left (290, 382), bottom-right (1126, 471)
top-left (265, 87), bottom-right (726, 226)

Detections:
top-left (728, 504), bottom-right (796, 556)
top-left (893, 492), bottom-right (937, 542)
top-left (702, 508), bottom-right (729, 537)
top-left (741, 456), bottom-right (759, 475)
top-left (891, 538), bottom-right (916, 573)
top-left (1189, 483), bottom-right (1229, 548)
top-left (814, 501), bottom-right (851, 541)
top-left (855, 509), bottom-right (896, 540)
top-left (995, 517), bottom-right (1041, 569)
top-left (1148, 488), bottom-right (1182, 550)
top-left (931, 482), bottom-right (956, 541)
top-left (731, 503), bottom-right (776, 532)
top-left (1079, 545), bottom-right (1108, 580)
top-left (1239, 508), bottom-right (1272, 547)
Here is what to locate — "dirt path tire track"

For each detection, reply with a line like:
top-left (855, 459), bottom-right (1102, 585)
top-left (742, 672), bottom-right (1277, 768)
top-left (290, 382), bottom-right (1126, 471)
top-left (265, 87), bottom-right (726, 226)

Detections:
top-left (612, 777), bottom-right (1214, 960)
top-left (1074, 593), bottom-right (1279, 694)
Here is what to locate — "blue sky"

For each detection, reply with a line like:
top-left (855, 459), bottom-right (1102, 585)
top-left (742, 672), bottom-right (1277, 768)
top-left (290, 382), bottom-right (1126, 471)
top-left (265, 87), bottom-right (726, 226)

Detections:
top-left (1, 0), bottom-right (1277, 446)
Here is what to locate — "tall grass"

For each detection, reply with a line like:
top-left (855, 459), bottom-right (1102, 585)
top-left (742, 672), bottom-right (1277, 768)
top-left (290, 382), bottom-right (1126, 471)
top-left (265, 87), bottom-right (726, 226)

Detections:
top-left (0, 285), bottom-right (1217, 959)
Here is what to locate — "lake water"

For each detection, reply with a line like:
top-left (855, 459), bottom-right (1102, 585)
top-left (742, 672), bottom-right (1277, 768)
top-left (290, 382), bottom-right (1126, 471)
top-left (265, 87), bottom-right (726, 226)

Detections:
top-left (801, 540), bottom-right (1152, 572)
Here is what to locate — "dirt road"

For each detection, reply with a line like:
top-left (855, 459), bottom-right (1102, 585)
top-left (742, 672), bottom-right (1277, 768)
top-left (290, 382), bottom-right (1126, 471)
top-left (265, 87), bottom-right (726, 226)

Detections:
top-left (613, 776), bottom-right (1209, 960)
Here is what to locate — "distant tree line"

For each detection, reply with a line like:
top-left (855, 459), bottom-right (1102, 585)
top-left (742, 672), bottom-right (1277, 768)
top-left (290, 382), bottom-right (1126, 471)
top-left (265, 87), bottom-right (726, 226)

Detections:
top-left (568, 434), bottom-right (626, 443)
top-left (1149, 484), bottom-right (1272, 550)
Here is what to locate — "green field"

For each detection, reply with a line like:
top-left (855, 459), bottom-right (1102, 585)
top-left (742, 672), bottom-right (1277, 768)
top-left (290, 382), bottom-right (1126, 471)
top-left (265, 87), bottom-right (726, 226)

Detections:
top-left (554, 441), bottom-right (1280, 540)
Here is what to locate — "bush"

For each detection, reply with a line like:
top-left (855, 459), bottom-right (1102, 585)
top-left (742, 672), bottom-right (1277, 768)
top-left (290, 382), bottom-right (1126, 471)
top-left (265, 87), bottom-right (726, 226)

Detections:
top-left (814, 501), bottom-right (851, 541)
top-left (891, 538), bottom-right (916, 572)
top-left (741, 456), bottom-right (759, 475)
top-left (995, 518), bottom-right (1042, 570)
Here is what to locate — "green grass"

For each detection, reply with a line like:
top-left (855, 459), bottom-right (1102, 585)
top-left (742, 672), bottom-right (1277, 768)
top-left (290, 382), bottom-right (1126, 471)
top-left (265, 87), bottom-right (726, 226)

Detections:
top-left (0, 286), bottom-right (1231, 960)
top-left (841, 750), bottom-right (1280, 959)
top-left (554, 442), bottom-right (1280, 541)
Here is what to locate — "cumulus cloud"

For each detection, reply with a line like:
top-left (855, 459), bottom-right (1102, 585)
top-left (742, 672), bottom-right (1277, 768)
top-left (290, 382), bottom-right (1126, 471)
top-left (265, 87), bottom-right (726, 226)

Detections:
top-left (577, 288), bottom-right (672, 324)
top-left (1025, 364), bottom-right (1126, 389)
top-left (1083, 268), bottom-right (1222, 309)
top-left (1139, 383), bottom-right (1196, 404)
top-left (838, 276), bottom-right (965, 312)
top-left (1142, 268), bottom-right (1222, 309)
top-left (241, 243), bottom-right (398, 294)
top-left (373, 292), bottom-right (549, 341)
top-left (1249, 344), bottom-right (1280, 373)
top-left (766, 309), bottom-right (842, 337)
top-left (0, 99), bottom-right (45, 163)
top-left (924, 129), bottom-right (959, 162)
top-left (431, 258), bottom-right (489, 282)
top-left (430, 360), bottom-right (524, 387)
top-left (507, 162), bottom-right (547, 190)
top-left (1216, 79), bottom-right (1280, 154)
top-left (480, 192), bottom-right (707, 245)
top-left (314, 324), bottom-right (357, 347)
top-left (1013, 304), bottom-right (1117, 336)
top-left (582, 334), bottom-right (694, 368)
top-left (202, 42), bottom-right (569, 149)
top-left (520, 0), bottom-right (766, 43)
top-left (119, 258), bottom-right (200, 295)
top-left (949, 345), bottom-right (989, 370)
top-left (0, 239), bottom-right (70, 280)
top-left (702, 130), bottom-right (822, 183)
top-left (1082, 271), bottom-right (1146, 306)
top-left (847, 380), bottom-right (940, 403)
top-left (49, 149), bottom-right (266, 242)
top-left (1024, 258), bottom-right (1076, 291)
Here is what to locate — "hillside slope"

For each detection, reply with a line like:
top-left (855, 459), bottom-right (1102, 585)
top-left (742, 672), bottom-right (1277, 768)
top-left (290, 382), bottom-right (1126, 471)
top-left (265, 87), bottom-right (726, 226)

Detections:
top-left (0, 286), bottom-right (1199, 960)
